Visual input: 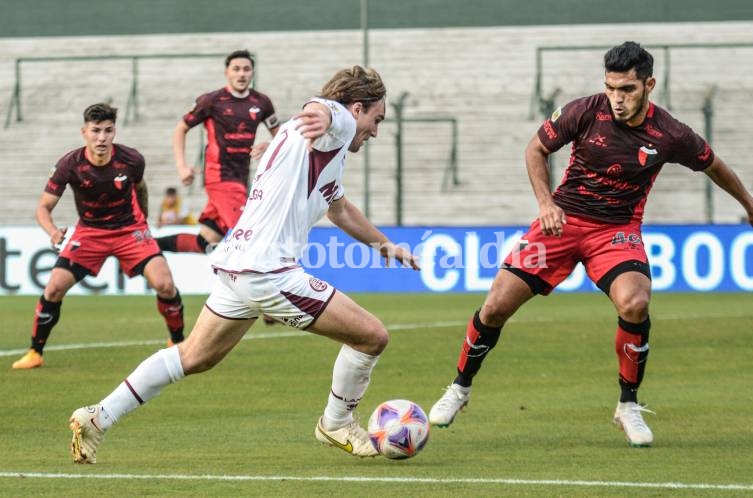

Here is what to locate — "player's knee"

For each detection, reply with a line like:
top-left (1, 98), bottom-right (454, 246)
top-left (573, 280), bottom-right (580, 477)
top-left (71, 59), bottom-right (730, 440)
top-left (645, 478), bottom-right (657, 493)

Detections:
top-left (151, 277), bottom-right (177, 297)
top-left (44, 284), bottom-right (68, 302)
top-left (615, 292), bottom-right (650, 321)
top-left (479, 303), bottom-right (513, 328)
top-left (364, 322), bottom-right (389, 355)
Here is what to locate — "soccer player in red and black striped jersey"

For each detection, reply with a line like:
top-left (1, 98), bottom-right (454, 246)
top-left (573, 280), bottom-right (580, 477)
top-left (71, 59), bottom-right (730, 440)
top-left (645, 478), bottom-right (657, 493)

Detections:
top-left (156, 49), bottom-right (280, 255)
top-left (429, 41), bottom-right (753, 447)
top-left (11, 103), bottom-right (185, 369)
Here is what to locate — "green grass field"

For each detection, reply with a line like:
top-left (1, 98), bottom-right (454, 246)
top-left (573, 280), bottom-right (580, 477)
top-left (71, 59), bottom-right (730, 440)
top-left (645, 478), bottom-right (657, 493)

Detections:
top-left (1, 292), bottom-right (752, 497)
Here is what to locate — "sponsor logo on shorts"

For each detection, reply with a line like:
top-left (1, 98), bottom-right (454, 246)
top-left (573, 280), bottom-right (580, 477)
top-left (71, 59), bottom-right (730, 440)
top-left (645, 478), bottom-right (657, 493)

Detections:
top-left (309, 278), bottom-right (328, 292)
top-left (281, 314), bottom-right (306, 328)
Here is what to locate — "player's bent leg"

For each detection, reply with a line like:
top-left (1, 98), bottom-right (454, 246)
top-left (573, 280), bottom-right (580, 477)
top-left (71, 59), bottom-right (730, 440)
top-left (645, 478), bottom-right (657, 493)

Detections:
top-left (12, 268), bottom-right (76, 369)
top-left (430, 269), bottom-right (535, 427)
top-left (69, 308), bottom-right (254, 463)
top-left (178, 306), bottom-right (255, 374)
top-left (307, 291), bottom-right (385, 457)
top-left (143, 256), bottom-right (186, 345)
top-left (608, 271), bottom-right (654, 446)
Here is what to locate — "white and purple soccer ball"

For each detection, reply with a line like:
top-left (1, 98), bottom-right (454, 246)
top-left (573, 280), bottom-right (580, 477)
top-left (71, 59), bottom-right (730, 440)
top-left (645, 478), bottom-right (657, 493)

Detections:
top-left (367, 399), bottom-right (430, 459)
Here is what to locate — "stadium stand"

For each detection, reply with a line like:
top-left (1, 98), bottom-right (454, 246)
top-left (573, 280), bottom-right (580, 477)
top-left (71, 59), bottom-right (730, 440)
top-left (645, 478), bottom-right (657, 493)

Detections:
top-left (1, 22), bottom-right (753, 227)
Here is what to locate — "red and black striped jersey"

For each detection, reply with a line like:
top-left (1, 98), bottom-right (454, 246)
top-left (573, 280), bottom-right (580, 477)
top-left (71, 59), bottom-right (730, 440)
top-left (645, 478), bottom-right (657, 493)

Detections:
top-left (45, 144), bottom-right (147, 229)
top-left (183, 86), bottom-right (278, 186)
top-left (538, 93), bottom-right (714, 224)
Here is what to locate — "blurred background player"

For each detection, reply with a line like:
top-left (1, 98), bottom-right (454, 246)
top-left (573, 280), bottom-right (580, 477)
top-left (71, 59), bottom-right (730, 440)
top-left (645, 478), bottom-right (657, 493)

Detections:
top-left (155, 49), bottom-right (279, 254)
top-left (428, 41), bottom-right (753, 447)
top-left (68, 66), bottom-right (420, 464)
top-left (156, 186), bottom-right (195, 227)
top-left (11, 103), bottom-right (185, 369)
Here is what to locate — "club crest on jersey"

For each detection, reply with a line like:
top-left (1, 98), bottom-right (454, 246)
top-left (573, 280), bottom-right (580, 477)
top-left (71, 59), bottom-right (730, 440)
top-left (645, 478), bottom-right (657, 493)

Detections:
top-left (114, 174), bottom-right (128, 190)
top-left (550, 106), bottom-right (562, 122)
top-left (249, 106), bottom-right (261, 120)
top-left (309, 278), bottom-right (328, 292)
top-left (638, 146), bottom-right (658, 167)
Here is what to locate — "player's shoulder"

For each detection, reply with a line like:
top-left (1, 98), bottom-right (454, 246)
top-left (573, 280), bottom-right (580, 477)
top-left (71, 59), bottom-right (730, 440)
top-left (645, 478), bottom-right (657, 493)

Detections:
top-left (196, 87), bottom-right (227, 104)
top-left (56, 147), bottom-right (85, 168)
top-left (645, 102), bottom-right (695, 139)
top-left (249, 88), bottom-right (273, 103)
top-left (113, 143), bottom-right (145, 164)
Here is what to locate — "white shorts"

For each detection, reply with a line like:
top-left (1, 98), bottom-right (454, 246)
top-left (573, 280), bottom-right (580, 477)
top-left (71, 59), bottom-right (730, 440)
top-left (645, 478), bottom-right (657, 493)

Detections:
top-left (205, 268), bottom-right (336, 329)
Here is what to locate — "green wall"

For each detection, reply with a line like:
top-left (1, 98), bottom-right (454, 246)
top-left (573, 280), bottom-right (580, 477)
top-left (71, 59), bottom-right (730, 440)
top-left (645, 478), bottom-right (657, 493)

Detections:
top-left (3, 0), bottom-right (753, 37)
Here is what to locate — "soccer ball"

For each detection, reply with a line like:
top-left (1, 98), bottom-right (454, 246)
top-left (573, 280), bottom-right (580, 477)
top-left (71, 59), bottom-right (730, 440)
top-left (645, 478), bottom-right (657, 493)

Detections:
top-left (367, 399), bottom-right (430, 459)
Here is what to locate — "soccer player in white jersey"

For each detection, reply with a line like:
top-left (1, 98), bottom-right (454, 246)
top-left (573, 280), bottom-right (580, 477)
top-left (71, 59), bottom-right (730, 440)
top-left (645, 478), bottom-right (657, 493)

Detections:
top-left (68, 66), bottom-right (420, 463)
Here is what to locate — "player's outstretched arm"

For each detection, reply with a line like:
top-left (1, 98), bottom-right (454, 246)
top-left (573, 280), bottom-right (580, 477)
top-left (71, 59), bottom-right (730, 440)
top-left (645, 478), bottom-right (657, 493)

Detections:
top-left (703, 156), bottom-right (753, 226)
top-left (173, 120), bottom-right (196, 186)
top-left (327, 196), bottom-right (420, 270)
top-left (36, 192), bottom-right (66, 249)
top-left (525, 135), bottom-right (566, 237)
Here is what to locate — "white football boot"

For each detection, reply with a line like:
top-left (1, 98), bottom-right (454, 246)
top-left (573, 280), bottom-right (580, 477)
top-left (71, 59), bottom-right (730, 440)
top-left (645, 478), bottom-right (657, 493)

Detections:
top-left (613, 401), bottom-right (655, 447)
top-left (428, 384), bottom-right (471, 427)
top-left (69, 405), bottom-right (107, 463)
top-left (315, 417), bottom-right (378, 457)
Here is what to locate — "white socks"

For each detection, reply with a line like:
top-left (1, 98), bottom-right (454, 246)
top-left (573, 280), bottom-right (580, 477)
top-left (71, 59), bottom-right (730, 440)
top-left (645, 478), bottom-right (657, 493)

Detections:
top-left (98, 346), bottom-right (185, 430)
top-left (321, 345), bottom-right (379, 430)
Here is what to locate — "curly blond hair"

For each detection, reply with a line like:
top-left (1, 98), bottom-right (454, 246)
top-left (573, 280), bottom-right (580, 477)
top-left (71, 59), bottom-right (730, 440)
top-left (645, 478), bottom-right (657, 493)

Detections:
top-left (320, 66), bottom-right (386, 110)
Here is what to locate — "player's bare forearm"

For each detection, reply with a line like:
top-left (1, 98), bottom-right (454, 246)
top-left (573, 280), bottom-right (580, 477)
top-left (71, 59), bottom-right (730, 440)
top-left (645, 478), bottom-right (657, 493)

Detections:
top-left (525, 136), bottom-right (555, 208)
top-left (328, 197), bottom-right (387, 247)
top-left (135, 181), bottom-right (149, 218)
top-left (36, 192), bottom-right (66, 246)
top-left (328, 197), bottom-right (420, 269)
top-left (704, 157), bottom-right (753, 223)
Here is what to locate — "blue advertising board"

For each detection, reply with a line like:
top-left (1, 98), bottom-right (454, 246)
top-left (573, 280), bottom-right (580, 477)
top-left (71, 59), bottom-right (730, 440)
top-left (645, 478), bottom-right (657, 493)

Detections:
top-left (301, 225), bottom-right (753, 293)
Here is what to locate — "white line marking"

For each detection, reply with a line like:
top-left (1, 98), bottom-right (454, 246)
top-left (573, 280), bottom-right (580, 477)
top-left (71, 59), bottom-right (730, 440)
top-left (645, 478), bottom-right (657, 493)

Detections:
top-left (2, 310), bottom-right (751, 357)
top-left (0, 472), bottom-right (751, 490)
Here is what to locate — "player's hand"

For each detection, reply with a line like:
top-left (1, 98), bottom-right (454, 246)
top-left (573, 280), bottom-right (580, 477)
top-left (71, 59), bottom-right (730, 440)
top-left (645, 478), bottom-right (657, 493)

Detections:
top-left (250, 142), bottom-right (270, 160)
top-left (50, 227), bottom-right (67, 252)
top-left (178, 165), bottom-right (196, 186)
top-left (294, 108), bottom-right (331, 151)
top-left (538, 203), bottom-right (567, 237)
top-left (379, 242), bottom-right (421, 270)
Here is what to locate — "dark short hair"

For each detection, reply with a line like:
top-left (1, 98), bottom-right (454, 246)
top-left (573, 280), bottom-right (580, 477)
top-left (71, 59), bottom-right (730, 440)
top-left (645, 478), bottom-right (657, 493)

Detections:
top-left (165, 187), bottom-right (177, 196)
top-left (604, 41), bottom-right (654, 80)
top-left (225, 49), bottom-right (254, 68)
top-left (83, 103), bottom-right (117, 123)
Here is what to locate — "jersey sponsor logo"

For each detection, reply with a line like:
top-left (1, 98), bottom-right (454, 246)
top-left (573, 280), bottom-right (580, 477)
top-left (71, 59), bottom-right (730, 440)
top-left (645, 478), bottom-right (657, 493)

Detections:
top-left (550, 106), bottom-right (562, 122)
top-left (113, 161), bottom-right (127, 170)
top-left (222, 108), bottom-right (234, 116)
top-left (606, 163), bottom-right (622, 177)
top-left (596, 111), bottom-right (612, 121)
top-left (113, 174), bottom-right (128, 190)
top-left (588, 133), bottom-right (608, 148)
top-left (224, 132), bottom-right (256, 140)
top-left (638, 146), bottom-right (658, 167)
top-left (281, 314), bottom-right (306, 328)
top-left (309, 277), bottom-right (328, 292)
top-left (46, 180), bottom-right (59, 191)
top-left (81, 179), bottom-right (93, 189)
top-left (543, 120), bottom-right (558, 140)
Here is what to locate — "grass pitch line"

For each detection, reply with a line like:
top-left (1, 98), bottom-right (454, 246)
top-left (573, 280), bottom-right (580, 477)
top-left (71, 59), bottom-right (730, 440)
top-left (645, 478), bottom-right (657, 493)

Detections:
top-left (3, 309), bottom-right (751, 358)
top-left (0, 321), bottom-right (466, 357)
top-left (1, 472), bottom-right (752, 491)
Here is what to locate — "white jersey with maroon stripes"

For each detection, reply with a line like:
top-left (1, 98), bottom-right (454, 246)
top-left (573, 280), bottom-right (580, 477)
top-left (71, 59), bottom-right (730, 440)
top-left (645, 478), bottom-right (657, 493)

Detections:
top-left (211, 98), bottom-right (355, 273)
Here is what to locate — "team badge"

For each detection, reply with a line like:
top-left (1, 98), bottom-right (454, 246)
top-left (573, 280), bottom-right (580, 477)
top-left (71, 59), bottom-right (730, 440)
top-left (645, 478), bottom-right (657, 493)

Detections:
top-left (637, 146), bottom-right (658, 167)
top-left (114, 174), bottom-right (128, 190)
top-left (249, 106), bottom-right (261, 120)
top-left (309, 278), bottom-right (328, 292)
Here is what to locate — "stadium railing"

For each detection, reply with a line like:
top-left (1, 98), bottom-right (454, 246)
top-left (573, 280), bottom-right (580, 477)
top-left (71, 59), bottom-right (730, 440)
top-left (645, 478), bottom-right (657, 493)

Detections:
top-left (3, 52), bottom-right (244, 129)
top-left (529, 42), bottom-right (750, 222)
